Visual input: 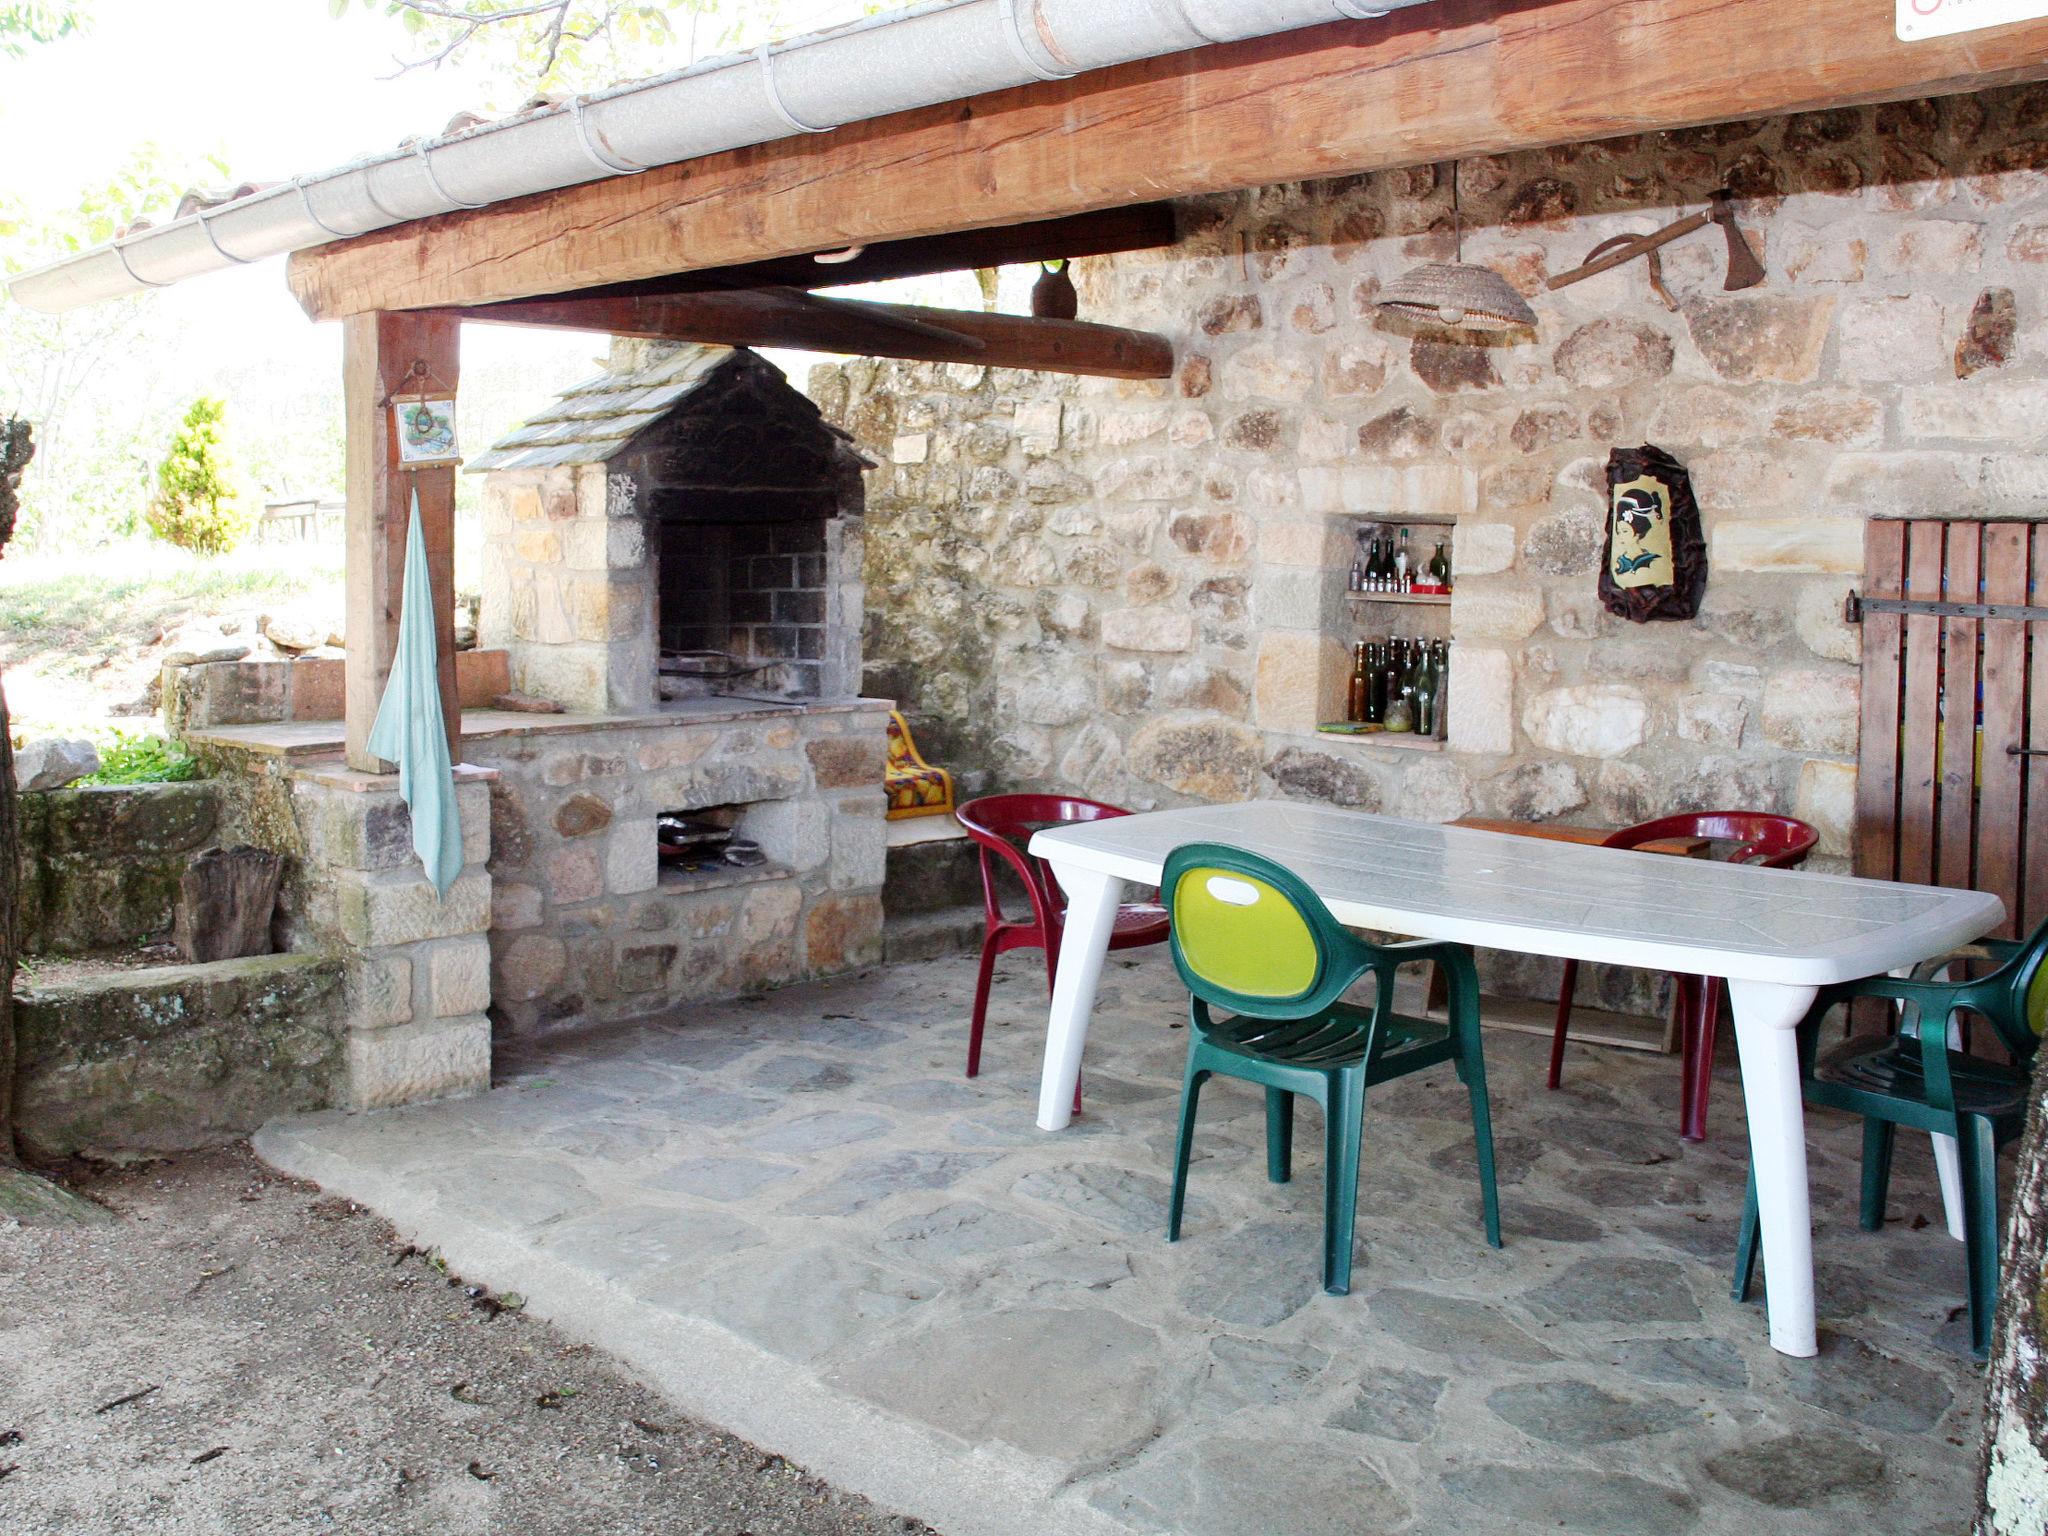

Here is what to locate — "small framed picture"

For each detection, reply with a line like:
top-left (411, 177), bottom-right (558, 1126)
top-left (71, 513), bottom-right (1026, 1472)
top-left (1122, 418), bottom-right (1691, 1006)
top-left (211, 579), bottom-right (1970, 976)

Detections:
top-left (392, 395), bottom-right (459, 465)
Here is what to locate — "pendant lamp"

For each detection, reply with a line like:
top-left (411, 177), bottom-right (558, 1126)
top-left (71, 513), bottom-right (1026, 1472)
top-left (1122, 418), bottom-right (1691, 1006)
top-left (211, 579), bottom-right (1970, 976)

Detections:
top-left (1376, 162), bottom-right (1536, 333)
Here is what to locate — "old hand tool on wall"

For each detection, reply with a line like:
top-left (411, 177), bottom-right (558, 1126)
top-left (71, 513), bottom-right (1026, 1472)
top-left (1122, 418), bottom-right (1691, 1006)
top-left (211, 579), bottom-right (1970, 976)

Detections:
top-left (1546, 189), bottom-right (1764, 303)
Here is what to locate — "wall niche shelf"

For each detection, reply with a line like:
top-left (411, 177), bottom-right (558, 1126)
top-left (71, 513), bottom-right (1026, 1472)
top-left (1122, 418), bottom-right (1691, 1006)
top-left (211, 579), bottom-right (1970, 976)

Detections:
top-left (1314, 728), bottom-right (1444, 753)
top-left (1345, 590), bottom-right (1450, 608)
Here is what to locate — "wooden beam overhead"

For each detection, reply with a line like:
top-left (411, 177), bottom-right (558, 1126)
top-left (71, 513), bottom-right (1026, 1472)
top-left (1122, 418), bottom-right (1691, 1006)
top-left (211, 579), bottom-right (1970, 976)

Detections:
top-left (288, 0), bottom-right (2048, 321)
top-left (453, 290), bottom-right (1175, 379)
top-left (576, 202), bottom-right (1180, 301)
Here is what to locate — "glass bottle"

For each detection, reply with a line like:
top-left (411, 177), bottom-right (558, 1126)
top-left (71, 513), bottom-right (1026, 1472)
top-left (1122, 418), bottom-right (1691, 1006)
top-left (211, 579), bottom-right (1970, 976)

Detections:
top-left (1413, 646), bottom-right (1438, 736)
top-left (1429, 539), bottom-right (1452, 593)
top-left (1368, 534), bottom-right (1389, 592)
top-left (1365, 641), bottom-right (1386, 724)
top-left (1349, 535), bottom-right (1367, 594)
top-left (1394, 527), bottom-right (1413, 592)
top-left (1347, 640), bottom-right (1371, 722)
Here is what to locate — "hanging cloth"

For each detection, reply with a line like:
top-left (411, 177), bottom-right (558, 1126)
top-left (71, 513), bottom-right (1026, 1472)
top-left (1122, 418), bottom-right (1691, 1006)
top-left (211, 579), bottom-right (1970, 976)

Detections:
top-left (367, 488), bottom-right (464, 895)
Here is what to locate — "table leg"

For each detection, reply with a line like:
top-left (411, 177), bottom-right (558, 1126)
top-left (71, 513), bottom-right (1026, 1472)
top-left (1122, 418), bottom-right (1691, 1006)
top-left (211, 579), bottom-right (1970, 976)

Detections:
top-left (1036, 866), bottom-right (1127, 1132)
top-left (1728, 978), bottom-right (1821, 1358)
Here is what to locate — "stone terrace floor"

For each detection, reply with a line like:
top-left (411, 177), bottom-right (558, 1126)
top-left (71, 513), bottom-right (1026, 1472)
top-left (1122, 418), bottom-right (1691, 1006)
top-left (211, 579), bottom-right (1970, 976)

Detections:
top-left (254, 951), bottom-right (1990, 1536)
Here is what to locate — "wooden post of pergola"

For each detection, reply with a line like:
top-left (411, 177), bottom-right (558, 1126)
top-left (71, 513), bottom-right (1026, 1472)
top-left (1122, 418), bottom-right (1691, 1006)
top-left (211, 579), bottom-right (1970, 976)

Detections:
top-left (343, 310), bottom-right (462, 773)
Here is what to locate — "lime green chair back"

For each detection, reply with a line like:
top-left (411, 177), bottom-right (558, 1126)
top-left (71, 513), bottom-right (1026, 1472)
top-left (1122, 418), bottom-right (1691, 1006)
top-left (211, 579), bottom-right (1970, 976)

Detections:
top-left (1162, 842), bottom-right (1376, 1020)
top-left (1982, 916), bottom-right (2048, 1056)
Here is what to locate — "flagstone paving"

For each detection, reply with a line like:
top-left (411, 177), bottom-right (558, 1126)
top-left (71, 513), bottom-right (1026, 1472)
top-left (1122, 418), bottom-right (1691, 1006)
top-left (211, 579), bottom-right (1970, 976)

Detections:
top-left (255, 951), bottom-right (1991, 1536)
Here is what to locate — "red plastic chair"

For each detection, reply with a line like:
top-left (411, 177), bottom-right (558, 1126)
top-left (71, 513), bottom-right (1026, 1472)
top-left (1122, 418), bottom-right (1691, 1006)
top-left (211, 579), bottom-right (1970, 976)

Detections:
top-left (954, 794), bottom-right (1170, 1108)
top-left (1548, 811), bottom-right (1819, 1142)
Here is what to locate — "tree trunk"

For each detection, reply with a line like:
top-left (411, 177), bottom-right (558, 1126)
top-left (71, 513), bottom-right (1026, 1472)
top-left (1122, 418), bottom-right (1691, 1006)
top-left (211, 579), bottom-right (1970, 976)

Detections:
top-left (0, 674), bottom-right (16, 1169)
top-left (1977, 1049), bottom-right (2048, 1533)
top-left (0, 418), bottom-right (26, 1168)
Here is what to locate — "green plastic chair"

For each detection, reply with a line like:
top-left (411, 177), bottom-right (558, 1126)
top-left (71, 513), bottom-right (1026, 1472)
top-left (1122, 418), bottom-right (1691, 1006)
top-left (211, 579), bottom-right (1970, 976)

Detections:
top-left (1734, 915), bottom-right (2048, 1358)
top-left (1161, 842), bottom-right (1502, 1296)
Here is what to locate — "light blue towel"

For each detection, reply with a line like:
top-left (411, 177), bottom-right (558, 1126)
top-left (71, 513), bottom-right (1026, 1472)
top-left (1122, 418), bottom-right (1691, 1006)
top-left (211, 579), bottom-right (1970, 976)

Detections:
top-left (367, 488), bottom-right (464, 896)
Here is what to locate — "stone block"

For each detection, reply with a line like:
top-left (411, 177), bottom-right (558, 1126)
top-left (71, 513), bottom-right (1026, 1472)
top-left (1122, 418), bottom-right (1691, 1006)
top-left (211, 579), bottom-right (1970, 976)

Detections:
top-left (1130, 716), bottom-right (1264, 801)
top-left (1836, 294), bottom-right (1946, 382)
top-left (295, 782), bottom-right (416, 873)
top-left (287, 656), bottom-right (345, 720)
top-left (457, 781), bottom-right (492, 866)
top-left (746, 798), bottom-right (831, 872)
top-left (1448, 647), bottom-right (1514, 756)
top-left (169, 659), bottom-right (289, 731)
top-left (1101, 606), bottom-right (1195, 653)
top-left (1712, 520), bottom-right (1862, 574)
top-left (38, 781), bottom-right (218, 858)
top-left (1900, 380), bottom-right (2048, 441)
top-left (1824, 451), bottom-right (1979, 515)
top-left (1453, 523), bottom-right (1517, 576)
top-left (1676, 692), bottom-right (1748, 748)
top-left (335, 867), bottom-right (492, 948)
top-left (344, 1013), bottom-right (490, 1111)
top-left (1762, 667), bottom-right (1860, 755)
top-left (491, 881), bottom-right (543, 930)
top-left (497, 933), bottom-right (568, 1001)
top-left (546, 843), bottom-right (605, 904)
top-left (1796, 759), bottom-right (1859, 859)
top-left (829, 797), bottom-right (889, 891)
top-left (1796, 580), bottom-right (1861, 663)
top-left (427, 935), bottom-right (493, 1018)
top-left (1255, 630), bottom-right (1343, 733)
top-left (1481, 759), bottom-right (1585, 820)
top-left (348, 951), bottom-right (414, 1031)
top-left (1683, 295), bottom-right (1834, 383)
top-left (1450, 585), bottom-right (1545, 643)
top-left (1259, 518), bottom-right (1343, 569)
top-left (804, 891), bottom-right (884, 975)
top-left (807, 733), bottom-right (889, 789)
top-left (1521, 685), bottom-right (1648, 759)
top-left (607, 819), bottom-right (659, 896)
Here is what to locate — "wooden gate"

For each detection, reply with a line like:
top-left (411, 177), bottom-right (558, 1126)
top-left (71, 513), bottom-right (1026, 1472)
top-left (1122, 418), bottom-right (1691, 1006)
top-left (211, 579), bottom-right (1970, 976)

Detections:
top-left (1855, 516), bottom-right (2048, 941)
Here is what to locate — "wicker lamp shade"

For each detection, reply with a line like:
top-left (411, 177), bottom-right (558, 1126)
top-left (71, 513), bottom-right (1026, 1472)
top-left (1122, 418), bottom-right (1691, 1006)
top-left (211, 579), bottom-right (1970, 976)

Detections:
top-left (1377, 260), bottom-right (1536, 332)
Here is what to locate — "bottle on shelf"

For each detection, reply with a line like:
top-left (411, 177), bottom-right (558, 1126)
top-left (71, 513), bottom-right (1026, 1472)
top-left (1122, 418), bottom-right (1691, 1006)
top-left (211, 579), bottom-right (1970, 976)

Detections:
top-left (1349, 535), bottom-right (1367, 594)
top-left (1365, 641), bottom-right (1386, 724)
top-left (1429, 538), bottom-right (1452, 593)
top-left (1394, 527), bottom-right (1413, 592)
top-left (1367, 533), bottom-right (1388, 592)
top-left (1347, 640), bottom-right (1371, 722)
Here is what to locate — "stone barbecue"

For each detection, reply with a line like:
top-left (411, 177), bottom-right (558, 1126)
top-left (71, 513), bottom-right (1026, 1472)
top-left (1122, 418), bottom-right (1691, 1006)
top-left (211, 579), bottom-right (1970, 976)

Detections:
top-left (473, 342), bottom-right (868, 712)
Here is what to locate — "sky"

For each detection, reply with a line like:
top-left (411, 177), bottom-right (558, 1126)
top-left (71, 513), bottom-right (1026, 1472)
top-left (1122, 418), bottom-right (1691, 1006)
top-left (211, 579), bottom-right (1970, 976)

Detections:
top-left (0, 0), bottom-right (992, 510)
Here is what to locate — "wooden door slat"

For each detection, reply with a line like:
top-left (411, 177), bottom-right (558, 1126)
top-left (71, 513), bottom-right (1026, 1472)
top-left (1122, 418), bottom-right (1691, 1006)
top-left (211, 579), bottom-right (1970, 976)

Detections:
top-left (1856, 519), bottom-right (1907, 883)
top-left (1938, 523), bottom-right (1983, 894)
top-left (2027, 528), bottom-right (2048, 936)
top-left (1977, 523), bottom-right (2028, 939)
top-left (1896, 520), bottom-right (1948, 887)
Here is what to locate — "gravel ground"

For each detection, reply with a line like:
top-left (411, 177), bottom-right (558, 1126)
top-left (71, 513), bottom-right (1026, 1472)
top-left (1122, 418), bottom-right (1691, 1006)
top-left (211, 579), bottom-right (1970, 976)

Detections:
top-left (0, 1145), bottom-right (938, 1535)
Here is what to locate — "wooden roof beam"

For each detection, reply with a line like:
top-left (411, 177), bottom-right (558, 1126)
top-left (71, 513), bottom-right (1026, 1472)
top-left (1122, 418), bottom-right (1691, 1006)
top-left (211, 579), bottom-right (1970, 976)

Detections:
top-left (287, 0), bottom-right (2048, 321)
top-left (453, 290), bottom-right (1175, 380)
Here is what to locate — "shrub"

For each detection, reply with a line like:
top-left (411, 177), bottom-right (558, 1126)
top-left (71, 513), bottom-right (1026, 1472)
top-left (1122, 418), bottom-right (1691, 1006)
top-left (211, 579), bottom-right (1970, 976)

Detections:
top-left (145, 396), bottom-right (251, 556)
top-left (77, 730), bottom-right (200, 785)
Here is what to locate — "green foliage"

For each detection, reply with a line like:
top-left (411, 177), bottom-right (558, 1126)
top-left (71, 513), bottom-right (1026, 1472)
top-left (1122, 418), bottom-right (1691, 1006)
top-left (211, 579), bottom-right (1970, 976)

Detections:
top-left (335, 1), bottom-right (904, 99)
top-left (76, 729), bottom-right (199, 786)
top-left (0, 1), bottom-right (86, 57)
top-left (145, 397), bottom-right (251, 557)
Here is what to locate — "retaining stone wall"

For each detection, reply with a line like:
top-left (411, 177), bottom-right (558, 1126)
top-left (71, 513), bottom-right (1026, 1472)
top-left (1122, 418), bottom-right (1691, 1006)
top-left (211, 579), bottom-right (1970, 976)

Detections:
top-left (817, 83), bottom-right (2048, 1016)
top-left (18, 781), bottom-right (221, 955)
top-left (13, 952), bottom-right (344, 1158)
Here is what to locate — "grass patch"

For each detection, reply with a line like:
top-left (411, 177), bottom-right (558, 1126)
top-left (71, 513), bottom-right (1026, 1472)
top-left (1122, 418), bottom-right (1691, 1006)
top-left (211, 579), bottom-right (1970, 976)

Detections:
top-left (79, 730), bottom-right (200, 785)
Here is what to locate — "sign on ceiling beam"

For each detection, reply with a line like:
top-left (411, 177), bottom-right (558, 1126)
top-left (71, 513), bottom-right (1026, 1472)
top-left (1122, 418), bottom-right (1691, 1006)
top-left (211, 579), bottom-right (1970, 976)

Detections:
top-left (1898, 0), bottom-right (2048, 40)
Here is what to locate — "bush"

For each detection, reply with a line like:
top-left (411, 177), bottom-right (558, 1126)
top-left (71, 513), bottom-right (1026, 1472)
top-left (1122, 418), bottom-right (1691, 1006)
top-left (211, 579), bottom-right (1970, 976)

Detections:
top-left (76, 730), bottom-right (200, 785)
top-left (145, 396), bottom-right (251, 556)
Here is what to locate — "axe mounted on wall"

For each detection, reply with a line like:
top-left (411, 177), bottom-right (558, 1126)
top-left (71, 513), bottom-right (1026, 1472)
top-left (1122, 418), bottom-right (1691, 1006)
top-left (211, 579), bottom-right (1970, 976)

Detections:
top-left (1546, 189), bottom-right (1764, 308)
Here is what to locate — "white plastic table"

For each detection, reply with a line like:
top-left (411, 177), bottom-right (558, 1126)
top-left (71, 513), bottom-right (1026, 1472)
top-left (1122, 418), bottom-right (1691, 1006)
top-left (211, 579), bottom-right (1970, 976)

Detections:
top-left (1026, 801), bottom-right (2003, 1358)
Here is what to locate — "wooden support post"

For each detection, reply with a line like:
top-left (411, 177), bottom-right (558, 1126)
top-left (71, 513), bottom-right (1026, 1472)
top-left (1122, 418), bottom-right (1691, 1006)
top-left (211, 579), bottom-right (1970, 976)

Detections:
top-left (343, 310), bottom-right (461, 774)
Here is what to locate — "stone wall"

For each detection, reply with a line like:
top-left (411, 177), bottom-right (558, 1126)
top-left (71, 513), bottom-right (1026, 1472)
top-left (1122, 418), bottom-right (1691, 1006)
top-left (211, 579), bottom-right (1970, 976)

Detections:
top-left (13, 952), bottom-right (344, 1159)
top-left (819, 84), bottom-right (2048, 1013)
top-left (469, 702), bottom-right (890, 1036)
top-left (18, 781), bottom-right (221, 955)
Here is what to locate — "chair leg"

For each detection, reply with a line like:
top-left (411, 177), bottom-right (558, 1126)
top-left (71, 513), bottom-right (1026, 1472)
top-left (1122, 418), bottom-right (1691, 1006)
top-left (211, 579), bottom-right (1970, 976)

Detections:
top-left (1733, 1166), bottom-right (1761, 1303)
top-left (1450, 994), bottom-right (1504, 1250)
top-left (1323, 1075), bottom-right (1364, 1295)
top-left (1166, 1065), bottom-right (1210, 1243)
top-left (1958, 1115), bottom-right (2002, 1359)
top-left (1681, 977), bottom-right (1722, 1142)
top-left (966, 930), bottom-right (1000, 1079)
top-left (1548, 959), bottom-right (1579, 1089)
top-left (1265, 1088), bottom-right (1295, 1184)
top-left (1858, 1118), bottom-right (1896, 1232)
top-left (1674, 976), bottom-right (1700, 1120)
